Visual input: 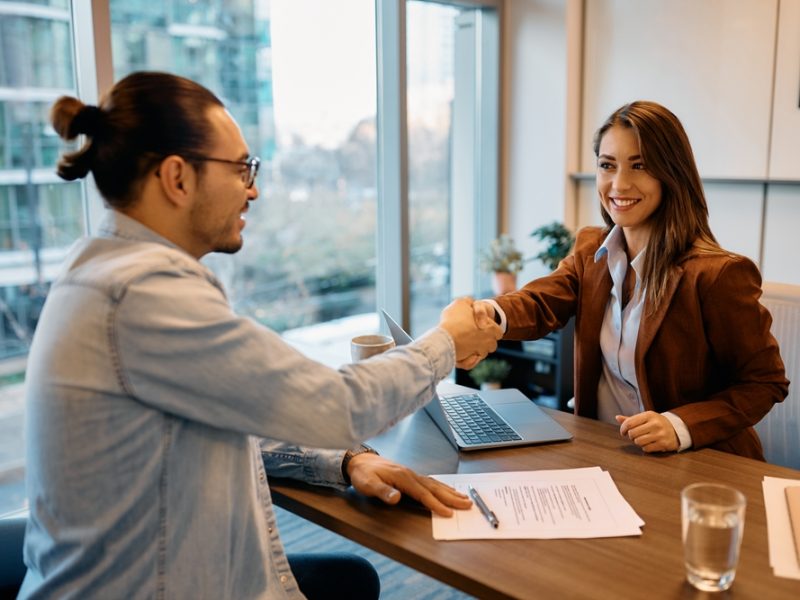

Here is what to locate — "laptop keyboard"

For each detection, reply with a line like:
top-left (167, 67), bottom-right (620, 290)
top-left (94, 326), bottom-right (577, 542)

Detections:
top-left (439, 394), bottom-right (522, 445)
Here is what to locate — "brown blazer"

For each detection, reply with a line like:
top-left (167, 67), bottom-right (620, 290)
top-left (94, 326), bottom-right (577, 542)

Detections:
top-left (495, 227), bottom-right (789, 460)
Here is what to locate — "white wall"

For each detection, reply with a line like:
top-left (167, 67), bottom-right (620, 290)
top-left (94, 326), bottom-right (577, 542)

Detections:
top-left (764, 185), bottom-right (800, 283)
top-left (763, 0), bottom-right (800, 285)
top-left (769, 0), bottom-right (800, 180)
top-left (504, 0), bottom-right (800, 286)
top-left (581, 0), bottom-right (777, 178)
top-left (503, 0), bottom-right (569, 283)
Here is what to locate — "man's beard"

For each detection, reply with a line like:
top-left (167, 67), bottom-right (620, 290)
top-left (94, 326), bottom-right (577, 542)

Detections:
top-left (214, 238), bottom-right (244, 255)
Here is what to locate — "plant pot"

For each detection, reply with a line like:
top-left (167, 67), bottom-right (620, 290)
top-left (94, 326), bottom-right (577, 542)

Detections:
top-left (480, 382), bottom-right (502, 391)
top-left (492, 272), bottom-right (517, 295)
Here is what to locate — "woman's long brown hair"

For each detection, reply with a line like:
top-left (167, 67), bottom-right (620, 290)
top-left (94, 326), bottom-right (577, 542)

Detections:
top-left (593, 101), bottom-right (724, 310)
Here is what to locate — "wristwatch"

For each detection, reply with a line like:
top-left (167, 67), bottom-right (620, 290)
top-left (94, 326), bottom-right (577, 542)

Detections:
top-left (341, 444), bottom-right (378, 485)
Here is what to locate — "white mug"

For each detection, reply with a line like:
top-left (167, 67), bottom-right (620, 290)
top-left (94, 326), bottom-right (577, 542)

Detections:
top-left (350, 334), bottom-right (395, 362)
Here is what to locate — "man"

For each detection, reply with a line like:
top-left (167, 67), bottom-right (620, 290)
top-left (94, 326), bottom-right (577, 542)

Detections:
top-left (19, 72), bottom-right (500, 599)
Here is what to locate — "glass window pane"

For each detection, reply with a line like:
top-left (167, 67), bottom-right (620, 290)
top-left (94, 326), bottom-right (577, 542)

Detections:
top-left (109, 0), bottom-right (377, 336)
top-left (407, 1), bottom-right (499, 336)
top-left (0, 0), bottom-right (84, 515)
top-left (407, 1), bottom-right (458, 335)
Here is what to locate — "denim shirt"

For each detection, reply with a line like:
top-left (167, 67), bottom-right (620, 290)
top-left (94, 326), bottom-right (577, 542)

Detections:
top-left (20, 211), bottom-right (454, 599)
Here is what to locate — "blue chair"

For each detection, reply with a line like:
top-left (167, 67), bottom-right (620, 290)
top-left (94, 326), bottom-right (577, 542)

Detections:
top-left (0, 516), bottom-right (27, 598)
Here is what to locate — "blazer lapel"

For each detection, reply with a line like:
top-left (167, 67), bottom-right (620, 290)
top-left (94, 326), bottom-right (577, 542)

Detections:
top-left (581, 255), bottom-right (612, 341)
top-left (574, 253), bottom-right (612, 418)
top-left (637, 266), bottom-right (684, 358)
top-left (635, 266), bottom-right (684, 409)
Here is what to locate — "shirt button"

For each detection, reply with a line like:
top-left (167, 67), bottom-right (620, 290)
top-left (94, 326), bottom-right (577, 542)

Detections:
top-left (268, 526), bottom-right (273, 533)
top-left (260, 474), bottom-right (265, 482)
top-left (280, 575), bottom-right (287, 584)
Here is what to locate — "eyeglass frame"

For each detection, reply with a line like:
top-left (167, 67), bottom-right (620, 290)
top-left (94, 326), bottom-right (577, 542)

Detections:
top-left (181, 154), bottom-right (261, 189)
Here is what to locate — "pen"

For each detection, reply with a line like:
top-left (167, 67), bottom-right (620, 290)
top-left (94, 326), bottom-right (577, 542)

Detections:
top-left (468, 485), bottom-right (499, 529)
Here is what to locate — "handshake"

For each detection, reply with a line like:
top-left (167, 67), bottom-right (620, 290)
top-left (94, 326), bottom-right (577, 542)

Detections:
top-left (438, 298), bottom-right (503, 370)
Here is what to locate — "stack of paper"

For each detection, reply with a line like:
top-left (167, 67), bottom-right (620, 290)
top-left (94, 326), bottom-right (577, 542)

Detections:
top-left (762, 476), bottom-right (800, 580)
top-left (431, 467), bottom-right (644, 540)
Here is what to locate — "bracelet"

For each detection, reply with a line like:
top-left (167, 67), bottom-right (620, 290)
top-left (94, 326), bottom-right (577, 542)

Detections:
top-left (341, 444), bottom-right (378, 486)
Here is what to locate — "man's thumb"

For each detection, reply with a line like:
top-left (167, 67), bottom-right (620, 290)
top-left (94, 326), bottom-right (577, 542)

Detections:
top-left (383, 487), bottom-right (401, 504)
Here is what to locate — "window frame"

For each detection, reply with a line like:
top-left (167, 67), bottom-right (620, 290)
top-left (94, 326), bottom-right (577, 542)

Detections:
top-left (70, 0), bottom-right (113, 233)
top-left (376, 0), bottom-right (502, 332)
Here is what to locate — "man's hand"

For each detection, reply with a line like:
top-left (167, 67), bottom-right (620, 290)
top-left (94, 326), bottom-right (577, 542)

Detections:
top-left (346, 453), bottom-right (472, 517)
top-left (616, 411), bottom-right (679, 453)
top-left (439, 297), bottom-right (502, 370)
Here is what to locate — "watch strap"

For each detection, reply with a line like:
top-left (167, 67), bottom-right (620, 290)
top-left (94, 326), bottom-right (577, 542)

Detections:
top-left (341, 444), bottom-right (378, 485)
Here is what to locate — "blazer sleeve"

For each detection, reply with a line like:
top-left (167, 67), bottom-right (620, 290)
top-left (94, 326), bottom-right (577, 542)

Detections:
top-left (668, 257), bottom-right (789, 448)
top-left (494, 227), bottom-right (603, 340)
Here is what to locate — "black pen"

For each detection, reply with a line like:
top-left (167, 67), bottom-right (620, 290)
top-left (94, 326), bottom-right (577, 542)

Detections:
top-left (468, 485), bottom-right (499, 529)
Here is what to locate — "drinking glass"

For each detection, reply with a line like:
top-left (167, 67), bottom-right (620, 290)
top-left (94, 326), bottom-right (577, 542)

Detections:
top-left (681, 483), bottom-right (746, 592)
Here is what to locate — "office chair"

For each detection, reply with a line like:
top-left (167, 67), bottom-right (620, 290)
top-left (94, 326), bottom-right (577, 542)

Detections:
top-left (757, 282), bottom-right (800, 469)
top-left (0, 516), bottom-right (27, 597)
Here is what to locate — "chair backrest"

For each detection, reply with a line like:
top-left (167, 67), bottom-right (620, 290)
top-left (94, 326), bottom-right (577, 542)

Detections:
top-left (755, 282), bottom-right (800, 469)
top-left (0, 516), bottom-right (27, 596)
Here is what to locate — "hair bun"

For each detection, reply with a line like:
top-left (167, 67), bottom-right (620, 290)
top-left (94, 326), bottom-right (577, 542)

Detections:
top-left (71, 105), bottom-right (103, 137)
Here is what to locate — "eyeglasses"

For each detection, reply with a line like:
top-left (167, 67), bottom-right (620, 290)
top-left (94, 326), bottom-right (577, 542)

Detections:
top-left (182, 154), bottom-right (261, 189)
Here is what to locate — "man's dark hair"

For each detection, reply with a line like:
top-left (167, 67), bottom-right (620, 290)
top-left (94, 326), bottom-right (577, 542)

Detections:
top-left (50, 71), bottom-right (224, 208)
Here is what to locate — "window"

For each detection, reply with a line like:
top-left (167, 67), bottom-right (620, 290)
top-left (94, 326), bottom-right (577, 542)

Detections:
top-left (0, 0), bottom-right (84, 515)
top-left (405, 0), bottom-right (500, 335)
top-left (111, 0), bottom-right (379, 333)
top-left (407, 1), bottom-right (458, 334)
top-left (0, 0), bottom-right (501, 515)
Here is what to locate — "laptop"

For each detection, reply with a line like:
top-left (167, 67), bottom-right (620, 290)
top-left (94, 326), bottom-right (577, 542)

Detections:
top-left (382, 310), bottom-right (572, 451)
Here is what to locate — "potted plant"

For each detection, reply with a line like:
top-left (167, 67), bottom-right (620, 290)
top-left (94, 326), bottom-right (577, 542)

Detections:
top-left (479, 234), bottom-right (525, 294)
top-left (469, 358), bottom-right (512, 390)
top-left (529, 221), bottom-right (575, 271)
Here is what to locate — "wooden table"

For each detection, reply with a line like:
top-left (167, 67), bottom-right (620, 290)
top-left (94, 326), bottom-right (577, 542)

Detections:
top-left (270, 403), bottom-right (800, 599)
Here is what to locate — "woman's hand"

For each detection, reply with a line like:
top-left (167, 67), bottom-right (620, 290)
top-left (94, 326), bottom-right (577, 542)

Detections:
top-left (346, 453), bottom-right (472, 517)
top-left (616, 411), bottom-right (679, 453)
top-left (439, 297), bottom-right (502, 370)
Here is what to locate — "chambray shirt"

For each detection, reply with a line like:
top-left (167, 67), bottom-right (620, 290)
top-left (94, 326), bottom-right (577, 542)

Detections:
top-left (20, 211), bottom-right (455, 599)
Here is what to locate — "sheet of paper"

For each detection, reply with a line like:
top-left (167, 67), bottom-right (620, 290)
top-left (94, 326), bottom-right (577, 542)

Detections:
top-left (762, 476), bottom-right (800, 580)
top-left (786, 487), bottom-right (800, 566)
top-left (431, 468), bottom-right (643, 540)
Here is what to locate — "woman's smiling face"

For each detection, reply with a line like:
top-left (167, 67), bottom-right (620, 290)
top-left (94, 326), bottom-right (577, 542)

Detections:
top-left (596, 124), bottom-right (662, 251)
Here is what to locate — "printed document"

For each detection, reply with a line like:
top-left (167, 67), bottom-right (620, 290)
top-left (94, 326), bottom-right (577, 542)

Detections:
top-left (762, 476), bottom-right (800, 580)
top-left (432, 467), bottom-right (643, 540)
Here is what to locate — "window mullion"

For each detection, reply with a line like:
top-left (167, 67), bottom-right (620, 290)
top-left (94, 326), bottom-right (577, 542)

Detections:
top-left (72, 0), bottom-right (114, 235)
top-left (375, 0), bottom-right (410, 330)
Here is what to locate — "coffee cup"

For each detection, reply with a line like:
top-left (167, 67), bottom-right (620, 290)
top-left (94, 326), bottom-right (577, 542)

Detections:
top-left (350, 334), bottom-right (395, 362)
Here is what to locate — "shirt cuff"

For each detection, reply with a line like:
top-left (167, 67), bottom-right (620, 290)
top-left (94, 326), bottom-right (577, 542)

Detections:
top-left (662, 411), bottom-right (693, 452)
top-left (419, 326), bottom-right (456, 379)
top-left (260, 440), bottom-right (350, 490)
top-left (483, 299), bottom-right (507, 334)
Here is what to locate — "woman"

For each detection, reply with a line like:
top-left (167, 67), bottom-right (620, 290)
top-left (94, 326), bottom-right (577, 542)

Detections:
top-left (479, 100), bottom-right (788, 459)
